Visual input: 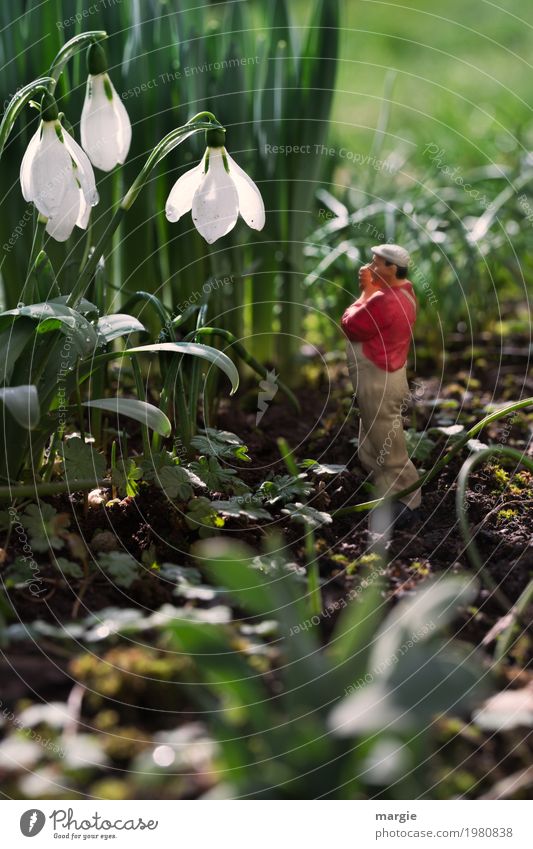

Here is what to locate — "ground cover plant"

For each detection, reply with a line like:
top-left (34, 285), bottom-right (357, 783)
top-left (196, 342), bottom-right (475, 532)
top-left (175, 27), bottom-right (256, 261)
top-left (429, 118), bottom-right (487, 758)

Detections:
top-left (0, 0), bottom-right (532, 803)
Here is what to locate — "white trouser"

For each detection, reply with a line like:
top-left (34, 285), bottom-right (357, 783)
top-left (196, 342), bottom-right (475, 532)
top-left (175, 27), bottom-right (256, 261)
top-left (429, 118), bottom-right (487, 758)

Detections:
top-left (346, 340), bottom-right (421, 509)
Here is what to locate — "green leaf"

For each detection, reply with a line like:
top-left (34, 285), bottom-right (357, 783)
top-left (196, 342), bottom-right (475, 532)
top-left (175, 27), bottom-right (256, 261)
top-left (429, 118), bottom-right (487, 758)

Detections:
top-left (49, 295), bottom-right (98, 318)
top-left (210, 498), bottom-right (271, 521)
top-left (0, 301), bottom-right (98, 359)
top-left (328, 578), bottom-right (485, 736)
top-left (326, 569), bottom-right (385, 692)
top-left (387, 640), bottom-right (489, 722)
top-left (188, 455), bottom-right (247, 493)
top-left (29, 251), bottom-right (60, 302)
top-left (60, 437), bottom-right (106, 481)
top-left (258, 473), bottom-right (313, 506)
top-left (156, 465), bottom-right (194, 500)
top-left (21, 502), bottom-right (68, 552)
top-left (98, 551), bottom-right (140, 588)
top-left (140, 452), bottom-right (206, 499)
top-left (194, 537), bottom-right (322, 694)
top-left (0, 384), bottom-right (40, 429)
top-left (299, 460), bottom-right (348, 476)
top-left (54, 557), bottom-right (83, 579)
top-left (111, 459), bottom-right (143, 498)
top-left (185, 497), bottom-right (225, 536)
top-left (190, 427), bottom-right (251, 461)
top-left (4, 558), bottom-right (35, 587)
top-left (281, 502), bottom-right (332, 529)
top-left (0, 319), bottom-right (35, 383)
top-left (97, 314), bottom-right (147, 344)
top-left (123, 343), bottom-right (239, 395)
top-left (159, 563), bottom-right (203, 586)
top-left (372, 576), bottom-right (478, 672)
top-left (404, 428), bottom-right (437, 462)
top-left (83, 398), bottom-right (171, 437)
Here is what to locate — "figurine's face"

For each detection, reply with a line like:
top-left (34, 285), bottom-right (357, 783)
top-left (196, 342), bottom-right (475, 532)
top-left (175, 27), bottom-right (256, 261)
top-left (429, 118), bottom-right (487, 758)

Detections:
top-left (369, 253), bottom-right (396, 285)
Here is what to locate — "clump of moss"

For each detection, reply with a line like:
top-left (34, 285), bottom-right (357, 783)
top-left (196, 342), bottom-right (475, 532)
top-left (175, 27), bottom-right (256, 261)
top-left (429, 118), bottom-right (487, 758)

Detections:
top-left (509, 471), bottom-right (533, 496)
top-left (70, 646), bottom-right (196, 708)
top-left (409, 559), bottom-right (431, 577)
top-left (346, 552), bottom-right (381, 576)
top-left (497, 508), bottom-right (517, 523)
top-left (490, 464), bottom-right (510, 490)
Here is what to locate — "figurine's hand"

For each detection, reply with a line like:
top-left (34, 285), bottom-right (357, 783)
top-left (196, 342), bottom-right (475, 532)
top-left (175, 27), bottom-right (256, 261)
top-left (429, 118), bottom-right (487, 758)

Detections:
top-left (358, 265), bottom-right (373, 291)
top-left (358, 265), bottom-right (382, 298)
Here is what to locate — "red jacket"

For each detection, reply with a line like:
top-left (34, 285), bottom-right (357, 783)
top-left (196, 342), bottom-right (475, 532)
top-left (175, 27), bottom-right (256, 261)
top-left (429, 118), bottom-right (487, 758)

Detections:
top-left (341, 281), bottom-right (417, 372)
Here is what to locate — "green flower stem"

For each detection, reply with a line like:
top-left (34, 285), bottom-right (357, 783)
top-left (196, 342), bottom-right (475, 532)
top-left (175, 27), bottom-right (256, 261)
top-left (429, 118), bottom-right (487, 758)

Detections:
top-left (120, 119), bottom-right (219, 211)
top-left (184, 327), bottom-right (301, 414)
top-left (495, 577), bottom-right (533, 662)
top-left (121, 291), bottom-right (172, 329)
top-left (0, 78), bottom-right (54, 158)
top-left (40, 431), bottom-right (60, 483)
top-left (24, 215), bottom-right (47, 301)
top-left (278, 436), bottom-right (322, 616)
top-left (152, 354), bottom-right (191, 453)
top-left (277, 437), bottom-right (300, 476)
top-left (66, 205), bottom-right (125, 309)
top-left (0, 479), bottom-right (109, 501)
top-left (131, 358), bottom-right (151, 458)
top-left (305, 529), bottom-right (322, 617)
top-left (456, 446), bottom-right (533, 611)
top-left (333, 396), bottom-right (533, 517)
top-left (48, 31), bottom-right (107, 89)
top-left (151, 356), bottom-right (179, 454)
top-left (75, 362), bottom-right (86, 444)
top-left (175, 367), bottom-right (192, 452)
top-left (111, 439), bottom-right (117, 499)
top-left (66, 116), bottom-right (222, 309)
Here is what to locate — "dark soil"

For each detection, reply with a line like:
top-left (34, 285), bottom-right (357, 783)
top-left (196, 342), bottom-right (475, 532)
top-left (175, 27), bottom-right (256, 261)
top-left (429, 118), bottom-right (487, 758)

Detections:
top-left (1, 336), bottom-right (532, 800)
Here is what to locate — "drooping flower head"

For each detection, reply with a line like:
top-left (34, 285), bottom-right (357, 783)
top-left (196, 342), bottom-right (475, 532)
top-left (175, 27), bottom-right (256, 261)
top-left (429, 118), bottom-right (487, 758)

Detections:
top-left (81, 42), bottom-right (132, 172)
top-left (20, 93), bottom-right (99, 242)
top-left (165, 127), bottom-right (265, 244)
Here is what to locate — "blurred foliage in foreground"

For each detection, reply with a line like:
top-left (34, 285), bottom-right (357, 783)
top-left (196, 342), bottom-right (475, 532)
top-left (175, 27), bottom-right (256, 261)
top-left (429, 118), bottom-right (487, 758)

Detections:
top-left (0, 537), bottom-right (497, 800)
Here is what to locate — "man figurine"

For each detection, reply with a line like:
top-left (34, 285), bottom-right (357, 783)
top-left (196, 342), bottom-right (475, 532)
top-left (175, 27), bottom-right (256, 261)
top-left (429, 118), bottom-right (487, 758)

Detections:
top-left (340, 244), bottom-right (421, 530)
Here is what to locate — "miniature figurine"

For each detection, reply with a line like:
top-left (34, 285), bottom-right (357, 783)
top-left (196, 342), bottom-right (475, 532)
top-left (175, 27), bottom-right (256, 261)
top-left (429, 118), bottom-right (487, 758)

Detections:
top-left (340, 244), bottom-right (421, 530)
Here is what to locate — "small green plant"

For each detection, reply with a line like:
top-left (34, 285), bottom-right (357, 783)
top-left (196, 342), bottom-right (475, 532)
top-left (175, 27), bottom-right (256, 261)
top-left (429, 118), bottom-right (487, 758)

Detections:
top-left (490, 464), bottom-right (510, 490)
top-left (162, 536), bottom-right (489, 799)
top-left (257, 473), bottom-right (314, 506)
top-left (345, 552), bottom-right (382, 576)
top-left (496, 508), bottom-right (517, 522)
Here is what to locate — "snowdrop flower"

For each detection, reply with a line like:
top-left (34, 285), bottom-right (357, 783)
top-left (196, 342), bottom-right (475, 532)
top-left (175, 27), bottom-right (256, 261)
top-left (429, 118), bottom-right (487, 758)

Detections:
top-left (80, 43), bottom-right (132, 171)
top-left (165, 128), bottom-right (265, 244)
top-left (20, 94), bottom-right (99, 242)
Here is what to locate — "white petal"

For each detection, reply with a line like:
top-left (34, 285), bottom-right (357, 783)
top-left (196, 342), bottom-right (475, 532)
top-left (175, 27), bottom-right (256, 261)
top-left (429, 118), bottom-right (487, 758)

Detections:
top-left (20, 125), bottom-right (41, 202)
top-left (226, 151), bottom-right (265, 231)
top-left (81, 73), bottom-right (131, 171)
top-left (191, 148), bottom-right (239, 243)
top-left (45, 177), bottom-right (81, 242)
top-left (165, 150), bottom-right (206, 223)
top-left (76, 190), bottom-right (91, 230)
top-left (110, 86), bottom-right (132, 164)
top-left (30, 122), bottom-right (71, 217)
top-left (62, 128), bottom-right (99, 207)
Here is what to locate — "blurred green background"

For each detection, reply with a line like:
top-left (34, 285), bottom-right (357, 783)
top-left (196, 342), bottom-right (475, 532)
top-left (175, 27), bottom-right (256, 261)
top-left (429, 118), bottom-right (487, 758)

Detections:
top-left (0, 0), bottom-right (531, 373)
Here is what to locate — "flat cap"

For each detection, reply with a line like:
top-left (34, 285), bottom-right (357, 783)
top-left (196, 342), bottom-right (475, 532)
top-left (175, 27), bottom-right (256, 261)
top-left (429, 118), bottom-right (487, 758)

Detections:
top-left (371, 243), bottom-right (410, 267)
